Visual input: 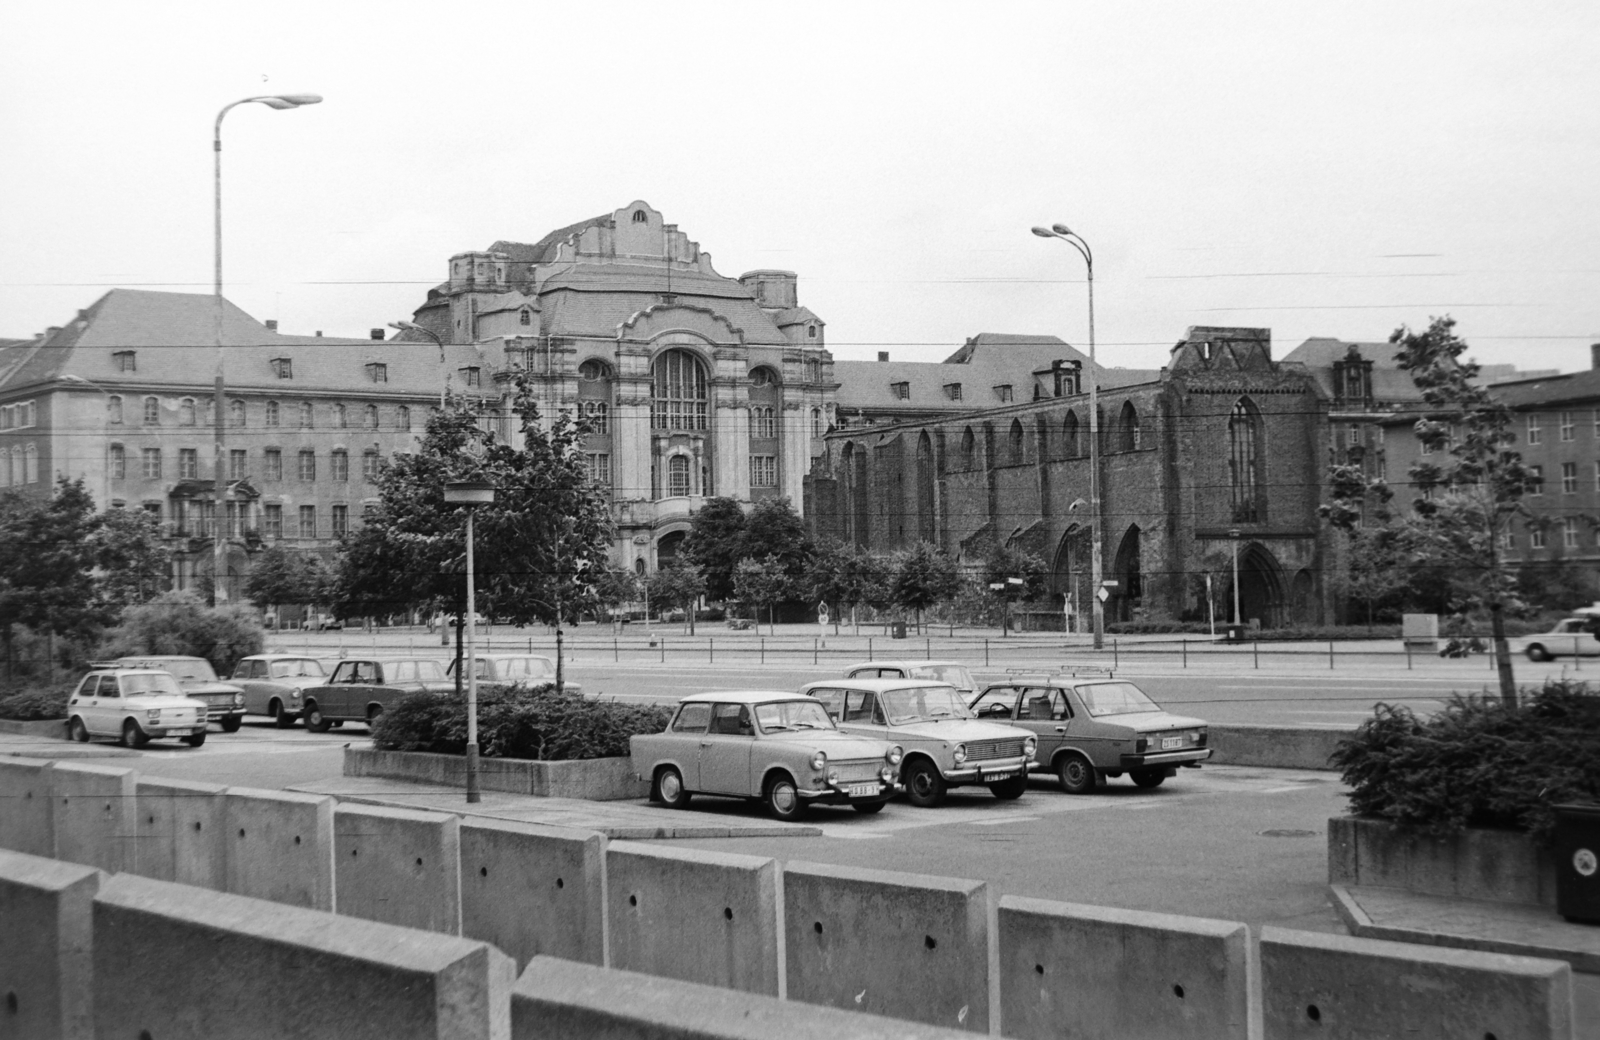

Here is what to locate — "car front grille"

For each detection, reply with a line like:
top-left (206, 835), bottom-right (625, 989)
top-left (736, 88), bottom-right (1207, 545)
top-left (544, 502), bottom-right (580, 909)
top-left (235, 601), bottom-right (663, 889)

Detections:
top-left (965, 739), bottom-right (1026, 762)
top-left (832, 760), bottom-right (882, 782)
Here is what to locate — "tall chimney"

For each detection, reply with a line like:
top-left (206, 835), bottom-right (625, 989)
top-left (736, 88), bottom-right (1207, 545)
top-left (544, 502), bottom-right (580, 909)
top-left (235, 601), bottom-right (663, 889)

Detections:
top-left (1591, 342), bottom-right (1600, 371)
top-left (265, 319), bottom-right (278, 332)
top-left (877, 351), bottom-right (890, 362)
top-left (370, 329), bottom-right (385, 340)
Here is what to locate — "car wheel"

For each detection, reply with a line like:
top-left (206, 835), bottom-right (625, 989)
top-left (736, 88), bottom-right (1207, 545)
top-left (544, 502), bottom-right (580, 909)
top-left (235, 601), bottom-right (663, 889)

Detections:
top-left (764, 773), bottom-right (807, 821)
top-left (68, 717), bottom-right (90, 743)
top-left (655, 766), bottom-right (692, 809)
top-left (1056, 753), bottom-right (1098, 795)
top-left (1526, 644), bottom-right (1551, 662)
top-left (184, 731), bottom-right (207, 748)
top-left (1131, 768), bottom-right (1166, 789)
top-left (305, 704), bottom-right (331, 733)
top-left (902, 758), bottom-right (948, 808)
top-left (366, 706), bottom-right (383, 731)
top-left (988, 774), bottom-right (1029, 800)
top-left (272, 701), bottom-right (297, 728)
top-left (852, 800), bottom-right (886, 815)
top-left (220, 715), bottom-right (242, 733)
top-left (120, 719), bottom-right (149, 749)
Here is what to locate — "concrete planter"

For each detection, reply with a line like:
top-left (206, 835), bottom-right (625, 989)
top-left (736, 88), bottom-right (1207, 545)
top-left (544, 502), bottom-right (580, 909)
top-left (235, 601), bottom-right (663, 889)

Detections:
top-left (1206, 725), bottom-right (1351, 771)
top-left (1328, 815), bottom-right (1556, 907)
top-left (344, 746), bottom-right (649, 801)
top-left (0, 718), bottom-right (68, 738)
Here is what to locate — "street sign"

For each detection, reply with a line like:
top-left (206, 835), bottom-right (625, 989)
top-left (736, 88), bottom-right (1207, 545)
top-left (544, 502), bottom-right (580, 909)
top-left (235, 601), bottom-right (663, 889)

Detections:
top-left (1101, 580), bottom-right (1120, 588)
top-left (1096, 586), bottom-right (1111, 603)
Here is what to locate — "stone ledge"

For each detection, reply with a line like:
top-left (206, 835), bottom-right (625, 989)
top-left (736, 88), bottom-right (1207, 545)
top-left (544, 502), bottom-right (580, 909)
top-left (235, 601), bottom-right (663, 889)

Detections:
top-left (345, 746), bottom-right (649, 801)
top-left (0, 718), bottom-right (68, 738)
top-left (1206, 724), bottom-right (1350, 771)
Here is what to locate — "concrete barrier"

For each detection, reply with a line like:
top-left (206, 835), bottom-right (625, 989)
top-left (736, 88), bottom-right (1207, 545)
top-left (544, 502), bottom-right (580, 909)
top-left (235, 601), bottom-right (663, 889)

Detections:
top-left (46, 762), bottom-right (136, 874)
top-left (223, 786), bottom-right (335, 911)
top-left (607, 842), bottom-right (780, 995)
top-left (460, 819), bottom-right (605, 969)
top-left (511, 955), bottom-right (975, 1040)
top-left (1206, 725), bottom-right (1350, 771)
top-left (0, 718), bottom-right (69, 738)
top-left (998, 895), bottom-right (1251, 1040)
top-left (133, 776), bottom-right (226, 889)
top-left (93, 872), bottom-right (514, 1039)
top-left (1259, 925), bottom-right (1572, 1040)
top-left (0, 759), bottom-right (54, 857)
top-left (783, 861), bottom-right (988, 1033)
top-left (346, 747), bottom-right (649, 800)
top-left (1327, 815), bottom-right (1556, 906)
top-left (0, 849), bottom-right (100, 1040)
top-left (334, 803), bottom-right (462, 934)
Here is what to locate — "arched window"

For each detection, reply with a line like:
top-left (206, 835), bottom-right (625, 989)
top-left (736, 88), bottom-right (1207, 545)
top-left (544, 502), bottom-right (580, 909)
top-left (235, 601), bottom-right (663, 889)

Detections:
top-left (143, 397), bottom-right (160, 425)
top-left (582, 400), bottom-right (610, 433)
top-left (265, 401), bottom-right (280, 427)
top-left (519, 308), bottom-right (532, 326)
top-left (1229, 398), bottom-right (1262, 523)
top-left (811, 408), bottom-right (823, 438)
top-left (396, 405), bottom-right (410, 431)
top-left (1062, 411), bottom-right (1079, 457)
top-left (1008, 419), bottom-right (1025, 464)
top-left (651, 350), bottom-right (708, 431)
top-left (299, 401), bottom-right (314, 428)
top-left (579, 358), bottom-right (611, 381)
top-left (109, 444), bottom-right (126, 480)
top-left (230, 399), bottom-right (246, 427)
top-left (632, 209), bottom-right (648, 224)
top-left (365, 404), bottom-right (379, 429)
top-left (178, 398), bottom-right (196, 426)
top-left (749, 366), bottom-right (777, 387)
top-left (23, 444), bottom-right (37, 484)
top-left (960, 427), bottom-right (976, 470)
top-left (107, 396), bottom-right (123, 424)
top-left (333, 403), bottom-right (347, 428)
top-left (667, 455), bottom-right (691, 497)
top-left (1116, 401), bottom-right (1139, 452)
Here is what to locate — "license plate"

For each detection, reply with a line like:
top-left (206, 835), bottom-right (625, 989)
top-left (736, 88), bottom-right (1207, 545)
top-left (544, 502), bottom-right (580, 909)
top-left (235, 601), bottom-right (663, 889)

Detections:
top-left (848, 783), bottom-right (879, 798)
top-left (984, 770), bottom-right (1018, 781)
top-left (1161, 736), bottom-right (1184, 750)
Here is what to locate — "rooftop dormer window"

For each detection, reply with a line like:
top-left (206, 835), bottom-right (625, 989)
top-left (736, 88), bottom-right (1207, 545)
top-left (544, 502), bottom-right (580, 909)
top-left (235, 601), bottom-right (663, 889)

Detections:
top-left (270, 357), bottom-right (293, 379)
top-left (460, 367), bottom-right (482, 388)
top-left (994, 384), bottom-right (1013, 403)
top-left (113, 350), bottom-right (136, 373)
top-left (519, 308), bottom-right (532, 326)
top-left (365, 362), bottom-right (388, 383)
top-left (944, 383), bottom-right (963, 401)
top-left (891, 381), bottom-right (910, 401)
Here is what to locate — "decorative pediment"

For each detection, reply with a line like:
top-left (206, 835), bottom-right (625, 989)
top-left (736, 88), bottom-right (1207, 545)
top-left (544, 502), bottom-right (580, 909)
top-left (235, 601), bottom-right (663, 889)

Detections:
top-left (617, 303), bottom-right (746, 346)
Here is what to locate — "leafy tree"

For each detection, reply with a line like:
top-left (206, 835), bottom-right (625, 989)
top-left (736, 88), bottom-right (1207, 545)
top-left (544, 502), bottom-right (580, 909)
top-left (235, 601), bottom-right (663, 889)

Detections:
top-left (807, 540), bottom-right (895, 634)
top-left (980, 546), bottom-right (1048, 634)
top-left (591, 565), bottom-right (642, 620)
top-left (742, 497), bottom-right (812, 580)
top-left (647, 563), bottom-right (707, 634)
top-left (91, 507), bottom-right (171, 610)
top-left (0, 479), bottom-right (108, 682)
top-left (891, 542), bottom-right (961, 633)
top-left (681, 497), bottom-right (746, 602)
top-left (100, 590), bottom-right (265, 674)
top-left (244, 545), bottom-right (324, 621)
top-left (734, 554), bottom-right (792, 634)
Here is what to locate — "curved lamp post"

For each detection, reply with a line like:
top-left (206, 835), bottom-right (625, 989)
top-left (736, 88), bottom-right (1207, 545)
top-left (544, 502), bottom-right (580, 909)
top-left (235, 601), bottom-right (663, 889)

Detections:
top-left (445, 480), bottom-right (496, 803)
top-left (388, 321), bottom-right (450, 408)
top-left (212, 93), bottom-right (321, 605)
top-left (1031, 223), bottom-right (1103, 649)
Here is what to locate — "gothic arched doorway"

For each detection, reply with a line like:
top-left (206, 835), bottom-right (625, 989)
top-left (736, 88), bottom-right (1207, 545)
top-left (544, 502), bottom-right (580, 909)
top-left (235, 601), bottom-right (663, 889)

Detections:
top-left (1111, 525), bottom-right (1142, 622)
top-left (1236, 543), bottom-right (1286, 628)
top-left (1051, 525), bottom-right (1092, 633)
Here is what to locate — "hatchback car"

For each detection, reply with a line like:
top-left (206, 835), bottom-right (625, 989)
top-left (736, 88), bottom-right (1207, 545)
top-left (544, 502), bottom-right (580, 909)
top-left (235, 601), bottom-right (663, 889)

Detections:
top-left (230, 654), bottom-right (329, 727)
top-left (114, 655), bottom-right (247, 732)
top-left (446, 653), bottom-right (583, 698)
top-left (67, 669), bottom-right (210, 748)
top-left (630, 691), bottom-right (903, 820)
top-left (968, 677), bottom-right (1210, 793)
top-left (299, 657), bottom-right (453, 732)
top-left (841, 660), bottom-right (981, 699)
top-left (800, 678), bottom-right (1036, 807)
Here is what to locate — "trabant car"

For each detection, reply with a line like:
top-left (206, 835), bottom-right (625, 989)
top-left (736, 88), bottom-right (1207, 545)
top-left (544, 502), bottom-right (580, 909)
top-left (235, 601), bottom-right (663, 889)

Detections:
top-left (630, 691), bottom-right (903, 821)
top-left (1514, 618), bottom-right (1600, 661)
top-left (299, 657), bottom-right (453, 732)
top-left (841, 660), bottom-right (980, 699)
top-left (968, 676), bottom-right (1210, 793)
top-left (445, 653), bottom-right (584, 698)
top-left (800, 679), bottom-right (1036, 807)
top-left (230, 654), bottom-right (329, 727)
top-left (114, 655), bottom-right (247, 732)
top-left (67, 669), bottom-right (210, 748)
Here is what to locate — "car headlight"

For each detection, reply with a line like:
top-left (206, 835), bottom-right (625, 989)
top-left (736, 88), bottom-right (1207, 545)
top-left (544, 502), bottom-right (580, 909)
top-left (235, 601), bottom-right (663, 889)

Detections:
top-left (234, 693), bottom-right (244, 706)
top-left (1195, 729), bottom-right (1207, 747)
top-left (146, 709), bottom-right (161, 722)
top-left (952, 743), bottom-right (967, 765)
top-left (810, 751), bottom-right (827, 771)
top-left (880, 764), bottom-right (895, 783)
top-left (886, 744), bottom-right (903, 766)
top-left (1024, 736), bottom-right (1038, 758)
top-left (1135, 737), bottom-right (1148, 753)
top-left (291, 690), bottom-right (301, 700)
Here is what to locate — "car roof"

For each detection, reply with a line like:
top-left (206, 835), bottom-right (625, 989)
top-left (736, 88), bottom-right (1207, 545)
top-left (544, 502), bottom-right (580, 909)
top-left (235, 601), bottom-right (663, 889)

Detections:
top-left (844, 660), bottom-right (966, 670)
top-left (240, 654), bottom-right (323, 661)
top-left (88, 669), bottom-right (177, 678)
top-left (116, 655), bottom-right (207, 663)
top-left (803, 678), bottom-right (958, 693)
top-left (471, 653), bottom-right (553, 660)
top-left (678, 690), bottom-right (813, 706)
top-left (335, 657), bottom-right (448, 665)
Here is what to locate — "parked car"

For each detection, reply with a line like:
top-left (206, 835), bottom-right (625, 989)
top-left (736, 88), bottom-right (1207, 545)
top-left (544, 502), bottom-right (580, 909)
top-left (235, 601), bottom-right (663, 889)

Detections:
top-left (66, 669), bottom-right (210, 748)
top-left (299, 657), bottom-right (453, 732)
top-left (841, 660), bottom-right (981, 699)
top-left (445, 653), bottom-right (583, 698)
top-left (230, 654), bottom-right (329, 728)
top-left (967, 676), bottom-right (1210, 793)
top-left (113, 655), bottom-right (247, 732)
top-left (1513, 618), bottom-right (1600, 661)
top-left (630, 691), bottom-right (904, 820)
top-left (800, 678), bottom-right (1036, 807)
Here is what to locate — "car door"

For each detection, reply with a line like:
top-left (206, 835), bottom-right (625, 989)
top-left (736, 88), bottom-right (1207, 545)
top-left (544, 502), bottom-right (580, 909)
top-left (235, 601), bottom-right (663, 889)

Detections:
top-left (97, 677), bottom-right (126, 736)
top-left (970, 685), bottom-right (1022, 721)
top-left (698, 703), bottom-right (755, 795)
top-left (233, 659), bottom-right (266, 714)
top-left (69, 674), bottom-right (102, 734)
top-left (1018, 686), bottom-right (1071, 764)
top-left (666, 703), bottom-right (712, 790)
top-left (323, 661), bottom-right (361, 718)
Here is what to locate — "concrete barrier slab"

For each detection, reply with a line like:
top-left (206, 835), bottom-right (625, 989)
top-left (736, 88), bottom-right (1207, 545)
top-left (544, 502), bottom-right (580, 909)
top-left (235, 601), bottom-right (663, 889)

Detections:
top-left (93, 872), bottom-right (513, 1040)
top-left (133, 777), bottom-right (225, 889)
top-left (783, 861), bottom-right (988, 1033)
top-left (512, 955), bottom-right (975, 1040)
top-left (223, 786), bottom-right (334, 910)
top-left (0, 759), bottom-right (54, 857)
top-left (334, 803), bottom-right (462, 934)
top-left (1206, 725), bottom-right (1347, 771)
top-left (46, 762), bottom-right (135, 873)
top-left (0, 849), bottom-right (100, 1040)
top-left (607, 841), bottom-right (779, 995)
top-left (1259, 925), bottom-right (1572, 1040)
top-left (460, 819), bottom-right (605, 969)
top-left (998, 895), bottom-right (1251, 1040)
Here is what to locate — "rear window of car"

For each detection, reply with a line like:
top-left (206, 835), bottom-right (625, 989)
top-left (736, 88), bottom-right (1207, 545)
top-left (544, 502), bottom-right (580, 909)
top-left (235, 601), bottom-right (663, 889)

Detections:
top-left (1076, 682), bottom-right (1160, 717)
top-left (270, 659), bottom-right (324, 678)
top-left (672, 703), bottom-right (712, 733)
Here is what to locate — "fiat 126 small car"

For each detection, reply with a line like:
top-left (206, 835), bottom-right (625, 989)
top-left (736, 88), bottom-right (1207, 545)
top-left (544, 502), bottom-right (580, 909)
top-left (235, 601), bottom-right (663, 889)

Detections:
top-left (630, 691), bottom-right (904, 821)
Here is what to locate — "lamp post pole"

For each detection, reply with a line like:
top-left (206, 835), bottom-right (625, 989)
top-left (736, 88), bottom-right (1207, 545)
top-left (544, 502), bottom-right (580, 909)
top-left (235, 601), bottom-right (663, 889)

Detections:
top-left (1032, 224), bottom-right (1102, 648)
top-left (445, 481), bottom-right (496, 804)
top-left (388, 321), bottom-right (450, 408)
top-left (213, 93), bottom-right (322, 605)
top-left (1230, 529), bottom-right (1242, 626)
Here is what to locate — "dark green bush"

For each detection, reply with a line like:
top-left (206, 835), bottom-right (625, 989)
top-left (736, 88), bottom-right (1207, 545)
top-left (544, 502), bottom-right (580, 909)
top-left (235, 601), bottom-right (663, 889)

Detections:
top-left (1331, 679), bottom-right (1600, 843)
top-left (371, 683), bottom-right (673, 761)
top-left (0, 687), bottom-right (71, 721)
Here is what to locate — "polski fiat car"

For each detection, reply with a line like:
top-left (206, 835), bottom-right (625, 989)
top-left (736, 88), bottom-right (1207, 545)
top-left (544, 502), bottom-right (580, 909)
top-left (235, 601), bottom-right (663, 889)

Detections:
top-left (67, 669), bottom-right (210, 748)
top-left (630, 691), bottom-right (903, 821)
top-left (800, 678), bottom-right (1036, 808)
top-left (114, 655), bottom-right (247, 732)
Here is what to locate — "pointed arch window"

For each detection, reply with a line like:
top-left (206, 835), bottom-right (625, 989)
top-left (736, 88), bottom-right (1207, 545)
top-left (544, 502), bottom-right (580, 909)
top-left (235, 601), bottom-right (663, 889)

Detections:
top-left (1062, 411), bottom-right (1079, 458)
top-left (1116, 401), bottom-right (1140, 452)
top-left (1229, 398), bottom-right (1263, 523)
top-left (651, 349), bottom-right (708, 431)
top-left (1008, 419), bottom-right (1025, 464)
top-left (960, 427), bottom-right (976, 470)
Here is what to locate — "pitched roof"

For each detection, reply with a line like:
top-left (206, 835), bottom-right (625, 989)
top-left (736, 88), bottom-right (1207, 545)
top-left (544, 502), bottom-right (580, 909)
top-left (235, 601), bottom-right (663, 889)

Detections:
top-left (489, 213), bottom-right (612, 264)
top-left (1282, 336), bottom-right (1561, 405)
top-left (1491, 369), bottom-right (1600, 409)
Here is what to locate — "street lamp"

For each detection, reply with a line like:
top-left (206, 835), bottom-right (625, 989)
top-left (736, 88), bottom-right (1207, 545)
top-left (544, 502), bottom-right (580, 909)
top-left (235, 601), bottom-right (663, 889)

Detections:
top-left (1229, 529), bottom-right (1242, 628)
top-left (213, 92), bottom-right (322, 606)
top-left (1033, 223), bottom-right (1103, 648)
top-left (388, 321), bottom-right (450, 408)
top-left (444, 480), bottom-right (496, 803)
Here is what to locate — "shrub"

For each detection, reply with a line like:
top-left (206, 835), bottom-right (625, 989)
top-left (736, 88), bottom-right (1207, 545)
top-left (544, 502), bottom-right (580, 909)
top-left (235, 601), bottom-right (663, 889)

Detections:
top-left (99, 591), bottom-right (265, 674)
top-left (0, 686), bottom-right (71, 721)
top-left (1331, 679), bottom-right (1600, 843)
top-left (371, 684), bottom-right (673, 761)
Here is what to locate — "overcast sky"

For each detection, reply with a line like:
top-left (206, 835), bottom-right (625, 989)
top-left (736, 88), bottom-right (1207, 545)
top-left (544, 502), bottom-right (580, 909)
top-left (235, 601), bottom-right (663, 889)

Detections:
top-left (4, 1), bottom-right (1597, 374)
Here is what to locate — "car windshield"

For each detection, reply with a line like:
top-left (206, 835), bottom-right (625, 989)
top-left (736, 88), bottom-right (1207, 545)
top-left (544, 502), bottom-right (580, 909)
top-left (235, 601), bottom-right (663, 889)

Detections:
top-left (905, 664), bottom-right (977, 690)
top-left (412, 660), bottom-right (446, 680)
top-left (879, 685), bottom-right (972, 724)
top-left (120, 673), bottom-right (183, 697)
top-left (754, 700), bottom-right (836, 732)
top-left (1077, 682), bottom-right (1161, 717)
top-left (159, 660), bottom-right (217, 682)
top-left (495, 657), bottom-right (555, 679)
top-left (270, 659), bottom-right (325, 678)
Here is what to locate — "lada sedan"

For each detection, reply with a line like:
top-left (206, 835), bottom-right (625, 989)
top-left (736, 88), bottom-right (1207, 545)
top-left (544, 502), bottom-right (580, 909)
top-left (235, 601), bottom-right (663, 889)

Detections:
top-left (114, 655), bottom-right (247, 732)
top-left (968, 677), bottom-right (1210, 793)
top-left (446, 653), bottom-right (584, 698)
top-left (630, 691), bottom-right (903, 821)
top-left (841, 660), bottom-right (981, 699)
top-left (800, 679), bottom-right (1036, 807)
top-left (300, 657), bottom-right (453, 732)
top-left (230, 654), bottom-right (329, 728)
top-left (66, 669), bottom-right (210, 748)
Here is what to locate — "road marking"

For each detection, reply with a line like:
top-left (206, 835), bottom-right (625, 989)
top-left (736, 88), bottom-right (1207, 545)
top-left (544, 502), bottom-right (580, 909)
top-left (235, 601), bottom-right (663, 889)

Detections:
top-left (968, 815), bottom-right (1039, 826)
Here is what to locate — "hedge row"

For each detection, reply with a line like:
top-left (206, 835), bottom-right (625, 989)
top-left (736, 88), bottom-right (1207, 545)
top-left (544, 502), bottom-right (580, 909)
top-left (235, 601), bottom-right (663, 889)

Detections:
top-left (370, 684), bottom-right (672, 761)
top-left (0, 688), bottom-right (71, 722)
